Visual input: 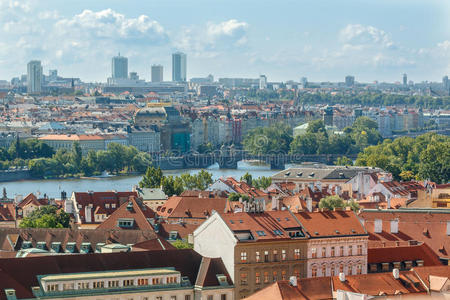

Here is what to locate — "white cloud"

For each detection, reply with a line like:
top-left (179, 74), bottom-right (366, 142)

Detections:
top-left (340, 24), bottom-right (394, 49)
top-left (174, 19), bottom-right (249, 57)
top-left (54, 9), bottom-right (167, 44)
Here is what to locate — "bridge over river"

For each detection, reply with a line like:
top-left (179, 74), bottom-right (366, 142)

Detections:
top-left (152, 150), bottom-right (358, 170)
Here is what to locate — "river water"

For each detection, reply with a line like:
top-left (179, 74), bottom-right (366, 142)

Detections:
top-left (1, 161), bottom-right (283, 199)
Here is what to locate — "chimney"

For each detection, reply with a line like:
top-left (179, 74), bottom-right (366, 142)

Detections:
top-left (289, 276), bottom-right (297, 286)
top-left (306, 197), bottom-right (312, 212)
top-left (339, 272), bottom-right (346, 282)
top-left (393, 268), bottom-right (400, 279)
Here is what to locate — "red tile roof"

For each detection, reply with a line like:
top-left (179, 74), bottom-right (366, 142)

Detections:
top-left (244, 277), bottom-right (333, 300)
top-left (331, 271), bottom-right (427, 295)
top-left (221, 177), bottom-right (268, 198)
top-left (412, 265), bottom-right (450, 288)
top-left (73, 191), bottom-right (137, 224)
top-left (295, 210), bottom-right (367, 238)
top-left (368, 243), bottom-right (442, 266)
top-left (97, 196), bottom-right (156, 231)
top-left (220, 211), bottom-right (304, 241)
top-left (359, 209), bottom-right (450, 260)
top-left (157, 194), bottom-right (227, 222)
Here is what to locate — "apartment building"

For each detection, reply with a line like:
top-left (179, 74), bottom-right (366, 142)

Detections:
top-left (0, 249), bottom-right (234, 300)
top-left (295, 209), bottom-right (369, 278)
top-left (194, 210), bottom-right (308, 299)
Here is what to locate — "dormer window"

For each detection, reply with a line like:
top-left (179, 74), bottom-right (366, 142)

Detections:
top-left (117, 218), bottom-right (134, 228)
top-left (105, 203), bottom-right (110, 209)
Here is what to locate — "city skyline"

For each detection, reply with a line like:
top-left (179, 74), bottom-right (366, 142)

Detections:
top-left (0, 0), bottom-right (449, 83)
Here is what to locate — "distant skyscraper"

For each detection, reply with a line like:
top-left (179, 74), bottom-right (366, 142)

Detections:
top-left (403, 73), bottom-right (407, 86)
top-left (151, 65), bottom-right (164, 82)
top-left (301, 77), bottom-right (308, 88)
top-left (27, 60), bottom-right (42, 94)
top-left (172, 52), bottom-right (186, 82)
top-left (259, 75), bottom-right (267, 90)
top-left (345, 75), bottom-right (355, 87)
top-left (112, 54), bottom-right (128, 79)
top-left (443, 75), bottom-right (449, 90)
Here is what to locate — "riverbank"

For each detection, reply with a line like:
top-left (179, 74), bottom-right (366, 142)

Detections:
top-left (0, 161), bottom-right (280, 199)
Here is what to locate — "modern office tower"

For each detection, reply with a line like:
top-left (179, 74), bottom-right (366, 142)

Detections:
top-left (443, 75), bottom-right (449, 90)
top-left (301, 77), bottom-right (308, 88)
top-left (172, 52), bottom-right (186, 82)
top-left (151, 64), bottom-right (164, 82)
top-left (345, 75), bottom-right (355, 87)
top-left (259, 75), bottom-right (267, 90)
top-left (112, 54), bottom-right (128, 79)
top-left (27, 60), bottom-right (43, 94)
top-left (403, 73), bottom-right (407, 86)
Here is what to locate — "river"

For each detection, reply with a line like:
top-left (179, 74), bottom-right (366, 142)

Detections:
top-left (0, 161), bottom-right (284, 199)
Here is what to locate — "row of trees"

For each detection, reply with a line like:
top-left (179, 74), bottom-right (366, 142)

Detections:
top-left (28, 142), bottom-right (152, 178)
top-left (243, 117), bottom-right (382, 156)
top-left (139, 167), bottom-right (214, 196)
top-left (297, 92), bottom-right (449, 109)
top-left (355, 132), bottom-right (450, 183)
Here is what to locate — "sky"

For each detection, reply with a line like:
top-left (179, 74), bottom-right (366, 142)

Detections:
top-left (0, 0), bottom-right (449, 83)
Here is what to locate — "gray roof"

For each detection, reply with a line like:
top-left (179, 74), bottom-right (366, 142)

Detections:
top-left (272, 166), bottom-right (383, 181)
top-left (135, 187), bottom-right (167, 200)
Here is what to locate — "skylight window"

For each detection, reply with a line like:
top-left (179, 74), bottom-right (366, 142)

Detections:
top-left (276, 218), bottom-right (281, 221)
top-left (230, 220), bottom-right (234, 224)
top-left (256, 231), bottom-right (266, 236)
top-left (273, 230), bottom-right (283, 236)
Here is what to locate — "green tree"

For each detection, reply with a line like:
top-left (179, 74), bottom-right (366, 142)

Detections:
top-left (161, 175), bottom-right (184, 197)
top-left (335, 156), bottom-right (353, 166)
top-left (171, 240), bottom-right (193, 249)
top-left (139, 166), bottom-right (163, 188)
top-left (319, 195), bottom-right (345, 210)
top-left (418, 141), bottom-right (450, 183)
top-left (241, 172), bottom-right (253, 185)
top-left (71, 141), bottom-right (82, 172)
top-left (243, 122), bottom-right (293, 155)
top-left (19, 206), bottom-right (71, 228)
top-left (252, 176), bottom-right (272, 189)
top-left (195, 170), bottom-right (213, 190)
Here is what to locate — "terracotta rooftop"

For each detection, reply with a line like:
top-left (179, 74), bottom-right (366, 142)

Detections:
top-left (359, 209), bottom-right (450, 260)
top-left (38, 134), bottom-right (105, 141)
top-left (73, 191), bottom-right (137, 224)
top-left (220, 210), bottom-right (305, 242)
top-left (97, 196), bottom-right (156, 231)
top-left (244, 277), bottom-right (331, 300)
top-left (295, 210), bottom-right (367, 238)
top-left (331, 271), bottom-right (427, 295)
top-left (157, 194), bottom-right (227, 222)
top-left (368, 243), bottom-right (442, 266)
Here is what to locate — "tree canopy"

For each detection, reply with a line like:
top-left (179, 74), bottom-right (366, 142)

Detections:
top-left (243, 122), bottom-right (293, 155)
top-left (355, 132), bottom-right (450, 183)
top-left (19, 206), bottom-right (71, 228)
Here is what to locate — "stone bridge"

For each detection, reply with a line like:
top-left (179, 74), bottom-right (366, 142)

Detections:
top-left (152, 151), bottom-right (358, 170)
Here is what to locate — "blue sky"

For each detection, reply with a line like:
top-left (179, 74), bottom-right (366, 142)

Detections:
top-left (0, 0), bottom-right (449, 83)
